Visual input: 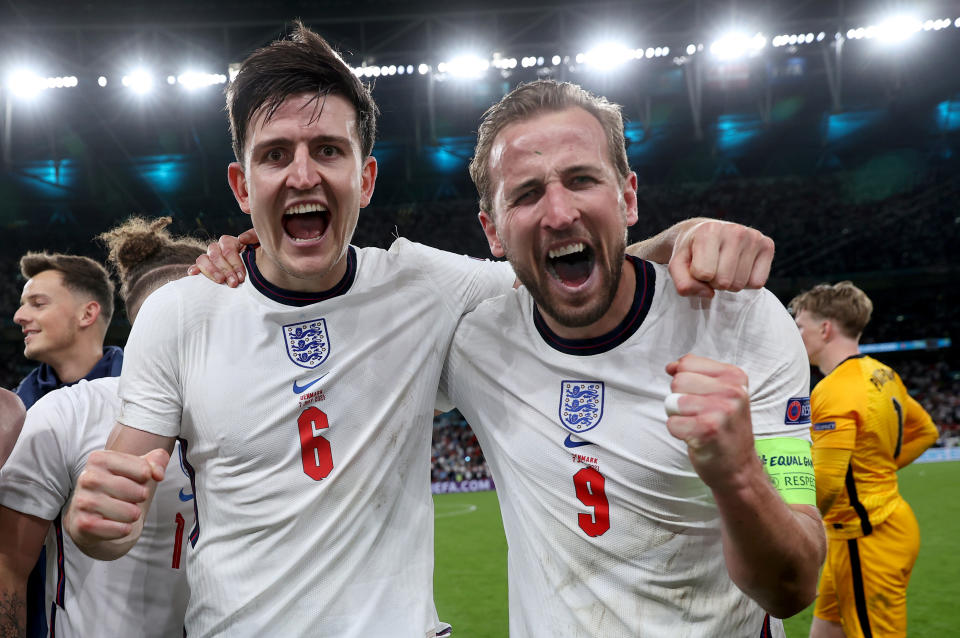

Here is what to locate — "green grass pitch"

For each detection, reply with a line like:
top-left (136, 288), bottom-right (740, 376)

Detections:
top-left (433, 461), bottom-right (960, 636)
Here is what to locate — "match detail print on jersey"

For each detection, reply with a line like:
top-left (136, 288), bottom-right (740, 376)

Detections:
top-left (755, 437), bottom-right (816, 506)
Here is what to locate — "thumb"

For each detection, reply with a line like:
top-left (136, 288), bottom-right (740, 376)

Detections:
top-left (238, 228), bottom-right (260, 246)
top-left (142, 448), bottom-right (171, 482)
top-left (669, 249), bottom-right (714, 298)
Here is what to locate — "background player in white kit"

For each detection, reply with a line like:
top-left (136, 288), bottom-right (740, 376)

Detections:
top-left (65, 24), bottom-right (777, 638)
top-left (0, 216), bottom-right (201, 636)
top-left (438, 80), bottom-right (826, 637)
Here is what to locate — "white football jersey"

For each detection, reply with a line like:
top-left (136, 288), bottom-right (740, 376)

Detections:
top-left (118, 239), bottom-right (515, 637)
top-left (0, 377), bottom-right (192, 637)
top-left (441, 258), bottom-right (811, 638)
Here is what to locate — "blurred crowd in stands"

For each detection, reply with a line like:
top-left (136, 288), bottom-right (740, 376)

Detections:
top-left (431, 411), bottom-right (490, 483)
top-left (3, 170), bottom-right (959, 477)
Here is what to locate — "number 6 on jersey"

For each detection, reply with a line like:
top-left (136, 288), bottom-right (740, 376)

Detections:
top-left (297, 406), bottom-right (333, 480)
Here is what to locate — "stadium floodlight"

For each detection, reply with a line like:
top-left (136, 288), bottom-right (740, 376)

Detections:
top-left (98, 76), bottom-right (108, 87)
top-left (6, 69), bottom-right (46, 99)
top-left (418, 63), bottom-right (430, 75)
top-left (710, 32), bottom-right (766, 60)
top-left (687, 44), bottom-right (697, 55)
top-left (552, 55), bottom-right (561, 65)
top-left (583, 42), bottom-right (633, 70)
top-left (122, 69), bottom-right (154, 94)
top-left (177, 71), bottom-right (226, 90)
top-left (443, 55), bottom-right (490, 78)
top-left (875, 15), bottom-right (922, 43)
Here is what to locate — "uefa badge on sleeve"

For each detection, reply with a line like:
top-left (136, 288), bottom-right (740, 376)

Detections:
top-left (783, 396), bottom-right (811, 425)
top-left (559, 381), bottom-right (604, 433)
top-left (283, 318), bottom-right (330, 369)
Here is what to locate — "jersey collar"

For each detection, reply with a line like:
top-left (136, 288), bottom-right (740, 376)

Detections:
top-left (243, 245), bottom-right (357, 307)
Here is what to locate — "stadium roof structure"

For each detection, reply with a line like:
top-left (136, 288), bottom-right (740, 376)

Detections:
top-left (3, 0), bottom-right (960, 223)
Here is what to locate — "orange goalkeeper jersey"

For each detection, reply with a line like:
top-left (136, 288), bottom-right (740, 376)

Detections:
top-left (810, 354), bottom-right (938, 540)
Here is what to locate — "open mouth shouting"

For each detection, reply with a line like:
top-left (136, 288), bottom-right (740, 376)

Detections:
top-left (546, 241), bottom-right (596, 289)
top-left (282, 203), bottom-right (330, 243)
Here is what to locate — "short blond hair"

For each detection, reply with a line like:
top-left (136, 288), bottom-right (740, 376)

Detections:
top-left (789, 281), bottom-right (873, 339)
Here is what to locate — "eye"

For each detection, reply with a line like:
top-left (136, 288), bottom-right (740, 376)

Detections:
top-left (265, 148), bottom-right (286, 163)
top-left (570, 174), bottom-right (597, 187)
top-left (317, 145), bottom-right (340, 158)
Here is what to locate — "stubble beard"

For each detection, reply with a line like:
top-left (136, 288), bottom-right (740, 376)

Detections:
top-left (505, 229), bottom-right (628, 330)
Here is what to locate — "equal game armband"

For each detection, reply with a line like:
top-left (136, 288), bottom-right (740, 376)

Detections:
top-left (754, 437), bottom-right (816, 506)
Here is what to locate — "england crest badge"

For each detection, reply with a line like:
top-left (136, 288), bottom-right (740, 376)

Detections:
top-left (283, 318), bottom-right (330, 369)
top-left (559, 381), bottom-right (604, 433)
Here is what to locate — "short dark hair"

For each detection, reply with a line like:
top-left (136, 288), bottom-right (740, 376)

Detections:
top-left (19, 252), bottom-right (115, 326)
top-left (226, 20), bottom-right (379, 163)
top-left (469, 80), bottom-right (630, 215)
top-left (98, 216), bottom-right (207, 321)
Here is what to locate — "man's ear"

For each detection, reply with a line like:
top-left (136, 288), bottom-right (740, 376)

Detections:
top-left (821, 318), bottom-right (834, 342)
top-left (78, 301), bottom-right (102, 329)
top-left (479, 210), bottom-right (505, 258)
top-left (228, 162), bottom-right (251, 215)
top-left (359, 156), bottom-right (378, 208)
top-left (623, 171), bottom-right (639, 227)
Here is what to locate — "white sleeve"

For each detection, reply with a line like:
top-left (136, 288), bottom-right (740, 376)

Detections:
top-left (389, 238), bottom-right (515, 318)
top-left (734, 290), bottom-right (812, 441)
top-left (117, 283), bottom-right (184, 437)
top-left (0, 391), bottom-right (76, 520)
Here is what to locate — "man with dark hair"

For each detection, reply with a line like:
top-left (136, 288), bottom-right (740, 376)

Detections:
top-left (13, 252), bottom-right (121, 408)
top-left (11, 252), bottom-right (121, 638)
top-left (791, 282), bottom-right (938, 638)
top-left (67, 24), bottom-right (776, 637)
top-left (0, 217), bottom-right (200, 637)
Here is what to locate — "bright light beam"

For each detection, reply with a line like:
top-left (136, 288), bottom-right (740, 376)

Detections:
top-left (710, 32), bottom-right (767, 61)
top-left (122, 69), bottom-right (154, 94)
top-left (443, 55), bottom-right (489, 78)
top-left (876, 15), bottom-right (923, 43)
top-left (583, 42), bottom-right (633, 70)
top-left (7, 69), bottom-right (45, 99)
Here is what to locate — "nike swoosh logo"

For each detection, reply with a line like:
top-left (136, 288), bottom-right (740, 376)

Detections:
top-left (563, 434), bottom-right (593, 449)
top-left (178, 488), bottom-right (195, 502)
top-left (293, 372), bottom-right (329, 394)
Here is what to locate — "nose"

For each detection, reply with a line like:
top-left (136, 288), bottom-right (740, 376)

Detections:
top-left (540, 183), bottom-right (579, 230)
top-left (286, 147), bottom-right (321, 191)
top-left (13, 306), bottom-right (28, 327)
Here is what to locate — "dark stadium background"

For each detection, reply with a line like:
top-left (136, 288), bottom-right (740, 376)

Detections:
top-left (2, 1), bottom-right (959, 633)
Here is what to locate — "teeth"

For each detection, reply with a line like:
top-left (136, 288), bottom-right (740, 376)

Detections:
top-left (285, 203), bottom-right (328, 215)
top-left (548, 243), bottom-right (585, 259)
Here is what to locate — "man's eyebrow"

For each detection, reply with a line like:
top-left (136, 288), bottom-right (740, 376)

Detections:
top-left (20, 293), bottom-right (49, 303)
top-left (505, 177), bottom-right (542, 199)
top-left (250, 134), bottom-right (352, 156)
top-left (561, 163), bottom-right (603, 176)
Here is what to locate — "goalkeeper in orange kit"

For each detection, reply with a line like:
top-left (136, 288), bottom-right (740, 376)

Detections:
top-left (790, 281), bottom-right (939, 638)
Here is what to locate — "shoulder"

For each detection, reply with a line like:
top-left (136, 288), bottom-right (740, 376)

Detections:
top-left (814, 360), bottom-right (867, 404)
top-left (30, 377), bottom-right (120, 419)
